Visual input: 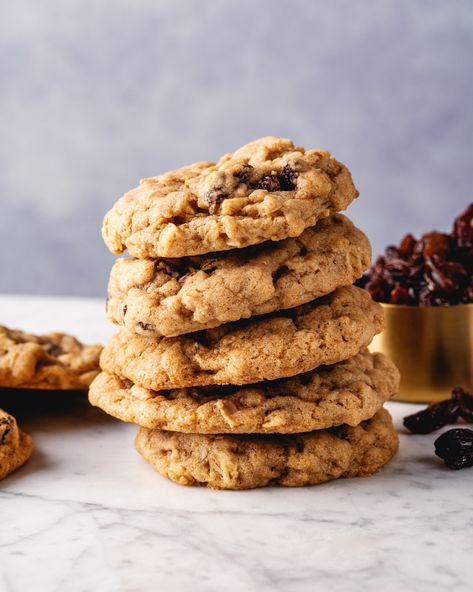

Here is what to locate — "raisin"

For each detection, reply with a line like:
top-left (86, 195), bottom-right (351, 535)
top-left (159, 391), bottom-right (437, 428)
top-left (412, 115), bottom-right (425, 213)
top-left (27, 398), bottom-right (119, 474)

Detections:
top-left (279, 165), bottom-right (298, 190)
top-left (253, 174), bottom-right (281, 192)
top-left (360, 202), bottom-right (473, 305)
top-left (422, 232), bottom-right (450, 261)
top-left (390, 286), bottom-right (410, 304)
top-left (205, 188), bottom-right (228, 214)
top-left (234, 164), bottom-right (253, 184)
top-left (399, 233), bottom-right (416, 257)
top-left (251, 166), bottom-right (298, 193)
top-left (403, 386), bottom-right (473, 434)
top-left (453, 203), bottom-right (473, 248)
top-left (452, 386), bottom-right (473, 422)
top-left (123, 304), bottom-right (128, 316)
top-left (138, 322), bottom-right (154, 331)
top-left (434, 428), bottom-right (473, 470)
top-left (403, 399), bottom-right (459, 434)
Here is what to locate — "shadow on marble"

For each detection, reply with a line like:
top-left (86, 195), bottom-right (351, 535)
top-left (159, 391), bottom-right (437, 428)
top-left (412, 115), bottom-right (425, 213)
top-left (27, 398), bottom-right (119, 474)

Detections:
top-left (0, 447), bottom-right (49, 491)
top-left (0, 387), bottom-right (114, 433)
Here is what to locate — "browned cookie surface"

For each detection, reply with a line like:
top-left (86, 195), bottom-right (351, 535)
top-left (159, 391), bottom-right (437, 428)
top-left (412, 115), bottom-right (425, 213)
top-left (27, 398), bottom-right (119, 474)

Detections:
top-left (0, 408), bottom-right (33, 480)
top-left (90, 351), bottom-right (399, 434)
top-left (0, 326), bottom-right (102, 390)
top-left (102, 136), bottom-right (358, 258)
top-left (100, 286), bottom-right (383, 390)
top-left (107, 214), bottom-right (371, 337)
top-left (135, 408), bottom-right (398, 490)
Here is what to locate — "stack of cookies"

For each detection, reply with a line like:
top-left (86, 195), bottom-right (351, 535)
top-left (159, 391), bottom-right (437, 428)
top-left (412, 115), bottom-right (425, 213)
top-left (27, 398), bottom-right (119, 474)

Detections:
top-left (90, 136), bottom-right (400, 490)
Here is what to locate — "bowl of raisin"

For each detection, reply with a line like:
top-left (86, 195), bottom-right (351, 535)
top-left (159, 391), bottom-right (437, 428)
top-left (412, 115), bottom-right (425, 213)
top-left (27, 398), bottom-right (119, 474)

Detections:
top-left (359, 203), bottom-right (473, 403)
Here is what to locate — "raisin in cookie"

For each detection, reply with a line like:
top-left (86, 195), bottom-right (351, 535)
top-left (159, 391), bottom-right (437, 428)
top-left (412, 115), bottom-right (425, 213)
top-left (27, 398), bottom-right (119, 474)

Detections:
top-left (0, 326), bottom-right (102, 390)
top-left (102, 136), bottom-right (358, 258)
top-left (90, 351), bottom-right (399, 434)
top-left (107, 214), bottom-right (371, 337)
top-left (135, 408), bottom-right (398, 489)
top-left (100, 286), bottom-right (383, 390)
top-left (0, 409), bottom-right (33, 480)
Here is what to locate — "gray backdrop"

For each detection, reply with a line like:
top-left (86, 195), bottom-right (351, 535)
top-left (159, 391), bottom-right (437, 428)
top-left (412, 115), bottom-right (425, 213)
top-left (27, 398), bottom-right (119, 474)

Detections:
top-left (1, 0), bottom-right (472, 297)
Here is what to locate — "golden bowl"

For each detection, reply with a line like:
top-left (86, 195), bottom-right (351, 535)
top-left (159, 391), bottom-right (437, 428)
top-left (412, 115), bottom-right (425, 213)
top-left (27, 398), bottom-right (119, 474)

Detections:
top-left (370, 303), bottom-right (473, 403)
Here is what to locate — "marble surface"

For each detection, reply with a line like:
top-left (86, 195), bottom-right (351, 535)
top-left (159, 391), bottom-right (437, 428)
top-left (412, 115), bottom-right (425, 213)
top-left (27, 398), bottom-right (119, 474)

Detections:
top-left (1, 295), bottom-right (472, 592)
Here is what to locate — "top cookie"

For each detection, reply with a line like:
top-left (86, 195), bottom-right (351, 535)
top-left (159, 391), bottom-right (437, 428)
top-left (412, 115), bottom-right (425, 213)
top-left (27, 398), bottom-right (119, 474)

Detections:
top-left (106, 214), bottom-right (371, 337)
top-left (102, 136), bottom-right (358, 258)
top-left (0, 326), bottom-right (102, 390)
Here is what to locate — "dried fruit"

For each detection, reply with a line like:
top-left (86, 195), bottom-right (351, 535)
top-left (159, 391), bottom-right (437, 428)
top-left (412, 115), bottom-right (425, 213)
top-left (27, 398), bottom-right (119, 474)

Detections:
top-left (205, 187), bottom-right (228, 214)
top-left (252, 166), bottom-right (298, 193)
top-left (254, 174), bottom-right (281, 192)
top-left (434, 428), bottom-right (473, 470)
top-left (279, 165), bottom-right (298, 190)
top-left (359, 203), bottom-right (473, 305)
top-left (452, 386), bottom-right (473, 422)
top-left (233, 164), bottom-right (253, 184)
top-left (403, 400), bottom-right (458, 434)
top-left (403, 386), bottom-right (473, 434)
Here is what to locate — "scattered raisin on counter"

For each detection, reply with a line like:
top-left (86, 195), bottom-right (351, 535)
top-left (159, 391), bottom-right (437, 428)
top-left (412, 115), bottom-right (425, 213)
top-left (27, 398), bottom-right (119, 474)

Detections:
top-left (403, 386), bottom-right (473, 434)
top-left (452, 386), bottom-right (473, 422)
top-left (404, 387), bottom-right (473, 470)
top-left (403, 400), bottom-right (458, 434)
top-left (358, 203), bottom-right (473, 305)
top-left (434, 428), bottom-right (473, 470)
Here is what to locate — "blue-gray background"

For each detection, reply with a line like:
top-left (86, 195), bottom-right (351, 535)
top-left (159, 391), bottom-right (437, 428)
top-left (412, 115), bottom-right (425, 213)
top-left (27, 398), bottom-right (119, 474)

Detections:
top-left (1, 0), bottom-right (472, 297)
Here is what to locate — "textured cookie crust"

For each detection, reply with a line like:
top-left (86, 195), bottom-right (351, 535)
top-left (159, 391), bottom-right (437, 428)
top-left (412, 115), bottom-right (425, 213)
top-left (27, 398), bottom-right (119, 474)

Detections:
top-left (102, 136), bottom-right (358, 258)
top-left (107, 214), bottom-right (371, 337)
top-left (90, 351), bottom-right (399, 434)
top-left (101, 286), bottom-right (383, 389)
top-left (0, 408), bottom-right (33, 480)
top-left (135, 408), bottom-right (398, 489)
top-left (0, 326), bottom-right (102, 390)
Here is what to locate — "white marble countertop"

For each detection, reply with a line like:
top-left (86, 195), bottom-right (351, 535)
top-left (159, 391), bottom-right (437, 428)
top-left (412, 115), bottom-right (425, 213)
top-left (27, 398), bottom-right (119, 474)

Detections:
top-left (1, 294), bottom-right (472, 592)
